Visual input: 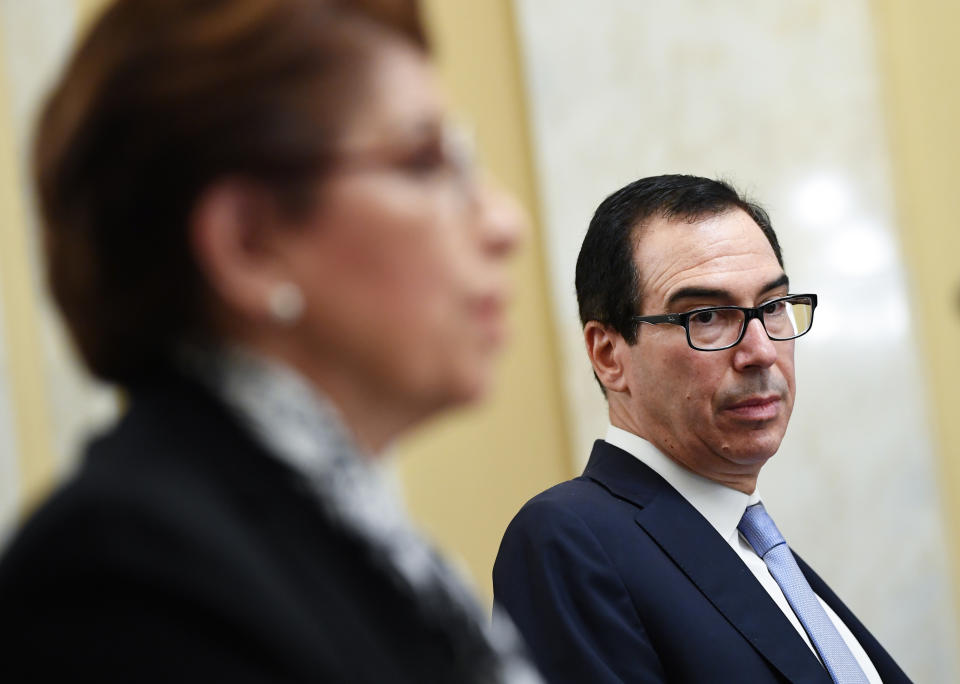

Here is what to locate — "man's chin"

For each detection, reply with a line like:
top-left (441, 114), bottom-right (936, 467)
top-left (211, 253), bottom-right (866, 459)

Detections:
top-left (728, 433), bottom-right (786, 465)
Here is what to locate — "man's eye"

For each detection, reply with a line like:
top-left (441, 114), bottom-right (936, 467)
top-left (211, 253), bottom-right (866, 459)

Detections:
top-left (691, 310), bottom-right (717, 325)
top-left (762, 300), bottom-right (786, 315)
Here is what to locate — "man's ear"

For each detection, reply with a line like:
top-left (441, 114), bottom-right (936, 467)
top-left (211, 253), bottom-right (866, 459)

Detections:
top-left (584, 321), bottom-right (629, 393)
top-left (190, 180), bottom-right (287, 323)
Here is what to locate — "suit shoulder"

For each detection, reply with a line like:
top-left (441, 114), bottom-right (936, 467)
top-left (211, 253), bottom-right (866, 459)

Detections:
top-left (517, 471), bottom-right (636, 515)
top-left (501, 475), bottom-right (637, 550)
top-left (518, 476), bottom-right (609, 511)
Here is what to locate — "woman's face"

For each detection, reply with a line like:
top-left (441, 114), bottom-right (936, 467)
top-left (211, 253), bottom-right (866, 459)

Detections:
top-left (275, 39), bottom-right (524, 444)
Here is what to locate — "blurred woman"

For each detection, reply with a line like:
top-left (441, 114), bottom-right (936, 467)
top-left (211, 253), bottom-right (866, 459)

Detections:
top-left (0, 1), bottom-right (539, 682)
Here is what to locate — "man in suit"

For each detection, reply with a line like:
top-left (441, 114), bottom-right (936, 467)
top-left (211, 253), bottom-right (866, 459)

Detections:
top-left (493, 175), bottom-right (910, 683)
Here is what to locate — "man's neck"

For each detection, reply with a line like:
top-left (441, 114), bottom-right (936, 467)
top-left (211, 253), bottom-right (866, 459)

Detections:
top-left (608, 414), bottom-right (762, 495)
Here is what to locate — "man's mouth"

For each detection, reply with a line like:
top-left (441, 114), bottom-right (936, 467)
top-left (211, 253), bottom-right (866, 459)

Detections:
top-left (723, 395), bottom-right (781, 422)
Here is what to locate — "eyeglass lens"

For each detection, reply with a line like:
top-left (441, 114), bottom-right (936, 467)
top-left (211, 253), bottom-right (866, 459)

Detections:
top-left (688, 297), bottom-right (815, 350)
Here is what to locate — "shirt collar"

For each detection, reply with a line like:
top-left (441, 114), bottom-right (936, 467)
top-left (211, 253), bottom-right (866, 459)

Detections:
top-left (604, 425), bottom-right (762, 543)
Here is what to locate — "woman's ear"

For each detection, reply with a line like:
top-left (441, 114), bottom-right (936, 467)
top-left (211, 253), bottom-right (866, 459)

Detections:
top-left (190, 180), bottom-right (289, 323)
top-left (583, 321), bottom-right (629, 394)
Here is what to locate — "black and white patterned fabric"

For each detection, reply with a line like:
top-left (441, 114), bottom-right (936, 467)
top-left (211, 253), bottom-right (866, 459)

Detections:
top-left (181, 345), bottom-right (542, 684)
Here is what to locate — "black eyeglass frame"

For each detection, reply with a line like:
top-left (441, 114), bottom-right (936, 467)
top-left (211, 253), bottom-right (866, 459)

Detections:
top-left (631, 293), bottom-right (818, 352)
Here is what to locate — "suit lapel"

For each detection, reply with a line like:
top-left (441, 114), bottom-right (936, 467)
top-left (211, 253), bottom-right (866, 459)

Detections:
top-left (584, 441), bottom-right (832, 684)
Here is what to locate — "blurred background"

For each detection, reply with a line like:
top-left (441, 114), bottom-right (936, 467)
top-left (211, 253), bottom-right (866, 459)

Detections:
top-left (0, 0), bottom-right (956, 680)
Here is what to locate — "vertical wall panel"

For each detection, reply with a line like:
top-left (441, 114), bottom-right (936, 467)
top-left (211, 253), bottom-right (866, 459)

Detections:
top-left (0, 0), bottom-right (64, 526)
top-left (397, 0), bottom-right (572, 602)
top-left (0, 0), bottom-right (117, 536)
top-left (872, 0), bottom-right (960, 630)
top-left (0, 236), bottom-right (21, 544)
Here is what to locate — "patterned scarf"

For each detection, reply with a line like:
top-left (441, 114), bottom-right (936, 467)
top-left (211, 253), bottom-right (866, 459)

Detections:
top-left (181, 345), bottom-right (541, 684)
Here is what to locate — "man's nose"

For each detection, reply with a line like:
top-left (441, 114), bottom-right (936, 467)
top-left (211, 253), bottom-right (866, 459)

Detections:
top-left (733, 317), bottom-right (778, 370)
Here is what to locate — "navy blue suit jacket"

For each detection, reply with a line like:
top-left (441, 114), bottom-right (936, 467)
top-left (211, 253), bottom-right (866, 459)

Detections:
top-left (494, 441), bottom-right (910, 683)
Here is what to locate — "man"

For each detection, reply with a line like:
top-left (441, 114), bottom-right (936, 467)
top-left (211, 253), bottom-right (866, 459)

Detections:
top-left (493, 175), bottom-right (910, 683)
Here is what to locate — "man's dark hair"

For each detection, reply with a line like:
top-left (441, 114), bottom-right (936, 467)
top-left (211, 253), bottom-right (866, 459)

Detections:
top-left (575, 174), bottom-right (783, 347)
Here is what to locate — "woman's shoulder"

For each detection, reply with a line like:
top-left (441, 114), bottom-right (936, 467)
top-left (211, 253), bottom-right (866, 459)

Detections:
top-left (0, 374), bottom-right (321, 582)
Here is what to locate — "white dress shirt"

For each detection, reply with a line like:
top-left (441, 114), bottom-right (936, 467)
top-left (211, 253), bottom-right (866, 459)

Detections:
top-left (605, 425), bottom-right (881, 683)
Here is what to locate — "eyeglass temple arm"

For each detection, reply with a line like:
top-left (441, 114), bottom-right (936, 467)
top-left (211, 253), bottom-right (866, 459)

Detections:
top-left (632, 313), bottom-right (684, 326)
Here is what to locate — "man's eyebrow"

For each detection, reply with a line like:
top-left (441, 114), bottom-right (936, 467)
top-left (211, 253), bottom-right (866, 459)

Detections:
top-left (664, 273), bottom-right (790, 311)
top-left (665, 287), bottom-right (732, 310)
top-left (762, 273), bottom-right (790, 294)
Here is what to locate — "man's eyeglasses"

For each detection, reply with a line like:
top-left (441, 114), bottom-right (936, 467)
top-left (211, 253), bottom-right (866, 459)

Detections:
top-left (632, 294), bottom-right (817, 351)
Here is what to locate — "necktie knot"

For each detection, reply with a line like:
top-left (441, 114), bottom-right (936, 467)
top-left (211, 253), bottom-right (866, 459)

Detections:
top-left (738, 502), bottom-right (786, 557)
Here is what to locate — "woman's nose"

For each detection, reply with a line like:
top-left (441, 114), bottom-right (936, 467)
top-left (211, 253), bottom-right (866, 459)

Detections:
top-left (475, 179), bottom-right (526, 258)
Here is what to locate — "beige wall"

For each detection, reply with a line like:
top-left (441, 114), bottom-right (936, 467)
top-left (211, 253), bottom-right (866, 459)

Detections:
top-left (872, 0), bottom-right (960, 616)
top-left (396, 0), bottom-right (572, 600)
top-left (0, 6), bottom-right (57, 513)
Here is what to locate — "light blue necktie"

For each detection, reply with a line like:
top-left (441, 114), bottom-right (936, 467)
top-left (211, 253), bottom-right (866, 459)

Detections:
top-left (738, 503), bottom-right (869, 684)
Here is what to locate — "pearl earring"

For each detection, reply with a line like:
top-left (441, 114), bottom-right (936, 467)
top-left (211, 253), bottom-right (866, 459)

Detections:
top-left (267, 282), bottom-right (304, 324)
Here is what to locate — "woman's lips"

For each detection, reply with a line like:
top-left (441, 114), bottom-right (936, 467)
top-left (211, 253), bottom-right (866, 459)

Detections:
top-left (723, 396), bottom-right (781, 422)
top-left (470, 293), bottom-right (508, 346)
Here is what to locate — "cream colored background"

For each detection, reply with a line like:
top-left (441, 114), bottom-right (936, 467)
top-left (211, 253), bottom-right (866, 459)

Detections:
top-left (0, 1), bottom-right (957, 679)
top-left (0, 0), bottom-right (119, 542)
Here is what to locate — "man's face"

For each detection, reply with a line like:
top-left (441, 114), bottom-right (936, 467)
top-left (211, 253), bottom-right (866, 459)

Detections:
top-left (622, 209), bottom-right (796, 479)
